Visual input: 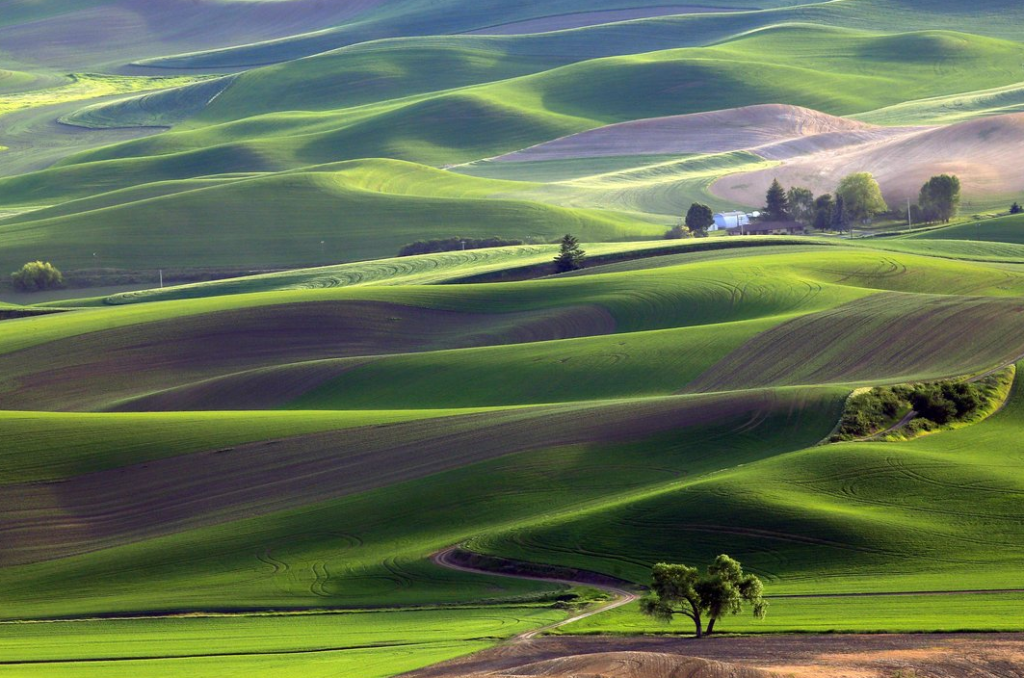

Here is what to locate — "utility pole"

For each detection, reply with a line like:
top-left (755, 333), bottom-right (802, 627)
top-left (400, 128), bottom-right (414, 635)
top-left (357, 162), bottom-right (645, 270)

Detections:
top-left (159, 269), bottom-right (163, 288)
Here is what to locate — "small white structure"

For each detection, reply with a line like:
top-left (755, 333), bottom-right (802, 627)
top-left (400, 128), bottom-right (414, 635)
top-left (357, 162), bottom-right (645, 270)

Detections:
top-left (713, 211), bottom-right (750, 231)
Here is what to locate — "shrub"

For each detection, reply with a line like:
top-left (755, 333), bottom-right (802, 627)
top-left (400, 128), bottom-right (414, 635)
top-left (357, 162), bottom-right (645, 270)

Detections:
top-left (1010, 202), bottom-right (1022, 215)
top-left (11, 261), bottom-right (64, 292)
top-left (664, 224), bottom-right (691, 239)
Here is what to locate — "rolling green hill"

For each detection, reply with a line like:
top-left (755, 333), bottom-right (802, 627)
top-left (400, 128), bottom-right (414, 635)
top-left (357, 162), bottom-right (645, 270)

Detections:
top-left (5, 2), bottom-right (1024, 676)
top-left (0, 160), bottom-right (660, 272)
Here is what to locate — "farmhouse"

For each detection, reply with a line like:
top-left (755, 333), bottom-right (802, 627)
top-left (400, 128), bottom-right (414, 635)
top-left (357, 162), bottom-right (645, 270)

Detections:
top-left (727, 220), bottom-right (805, 235)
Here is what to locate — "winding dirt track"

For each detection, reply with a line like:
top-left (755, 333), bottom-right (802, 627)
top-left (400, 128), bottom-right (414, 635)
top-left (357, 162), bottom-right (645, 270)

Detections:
top-left (432, 546), bottom-right (639, 641)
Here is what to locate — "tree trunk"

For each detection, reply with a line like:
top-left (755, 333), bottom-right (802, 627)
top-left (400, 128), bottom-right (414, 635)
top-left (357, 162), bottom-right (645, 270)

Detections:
top-left (693, 611), bottom-right (703, 638)
top-left (705, 617), bottom-right (716, 636)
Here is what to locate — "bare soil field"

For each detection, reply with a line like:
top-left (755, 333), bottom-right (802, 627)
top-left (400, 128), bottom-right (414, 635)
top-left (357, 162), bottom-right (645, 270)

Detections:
top-left (402, 634), bottom-right (1024, 678)
top-left (712, 112), bottom-right (1024, 204)
top-left (495, 105), bottom-right (912, 162)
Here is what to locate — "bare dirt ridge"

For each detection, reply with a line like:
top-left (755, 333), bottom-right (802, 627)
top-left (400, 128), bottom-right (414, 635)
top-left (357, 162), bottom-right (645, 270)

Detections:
top-left (494, 104), bottom-right (915, 163)
top-left (712, 112), bottom-right (1024, 204)
top-left (401, 634), bottom-right (1024, 678)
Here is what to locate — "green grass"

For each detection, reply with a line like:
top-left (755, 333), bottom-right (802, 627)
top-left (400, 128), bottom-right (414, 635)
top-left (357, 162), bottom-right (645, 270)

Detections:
top-left (468, 362), bottom-right (1024, 606)
top-left (0, 606), bottom-right (563, 677)
top-left (557, 593), bottom-right (1024, 635)
top-left (0, 387), bottom-right (846, 619)
top-left (0, 74), bottom-right (215, 119)
top-left (0, 160), bottom-right (661, 271)
top-left (50, 237), bottom-right (829, 308)
top-left (0, 408), bottom-right (503, 484)
top-left (6, 3), bottom-right (1024, 667)
top-left (902, 213), bottom-right (1024, 244)
top-left (12, 25), bottom-right (1023, 217)
top-left (855, 237), bottom-right (1024, 262)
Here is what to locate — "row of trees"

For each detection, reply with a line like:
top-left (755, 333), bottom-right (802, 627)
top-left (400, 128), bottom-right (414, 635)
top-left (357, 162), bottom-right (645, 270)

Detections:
top-left (764, 172), bottom-right (963, 231)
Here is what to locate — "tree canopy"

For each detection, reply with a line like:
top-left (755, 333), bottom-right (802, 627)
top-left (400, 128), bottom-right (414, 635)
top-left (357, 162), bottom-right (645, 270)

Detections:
top-left (639, 555), bottom-right (767, 637)
top-left (553, 234), bottom-right (586, 272)
top-left (684, 203), bottom-right (714, 236)
top-left (764, 178), bottom-right (790, 221)
top-left (836, 172), bottom-right (887, 224)
top-left (787, 187), bottom-right (815, 225)
top-left (918, 174), bottom-right (961, 223)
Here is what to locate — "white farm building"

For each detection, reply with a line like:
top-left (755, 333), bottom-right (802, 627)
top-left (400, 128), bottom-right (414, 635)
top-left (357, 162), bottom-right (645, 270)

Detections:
top-left (713, 211), bottom-right (751, 230)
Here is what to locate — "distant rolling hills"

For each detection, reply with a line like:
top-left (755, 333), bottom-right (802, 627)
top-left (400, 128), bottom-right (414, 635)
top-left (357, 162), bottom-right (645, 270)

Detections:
top-left (2, 2), bottom-right (1024, 676)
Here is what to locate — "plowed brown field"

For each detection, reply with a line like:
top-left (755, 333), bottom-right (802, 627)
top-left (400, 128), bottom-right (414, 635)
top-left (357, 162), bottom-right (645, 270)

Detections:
top-left (402, 634), bottom-right (1024, 678)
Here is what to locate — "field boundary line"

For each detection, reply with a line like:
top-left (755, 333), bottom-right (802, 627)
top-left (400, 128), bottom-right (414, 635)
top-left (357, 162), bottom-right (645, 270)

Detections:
top-left (431, 546), bottom-right (639, 641)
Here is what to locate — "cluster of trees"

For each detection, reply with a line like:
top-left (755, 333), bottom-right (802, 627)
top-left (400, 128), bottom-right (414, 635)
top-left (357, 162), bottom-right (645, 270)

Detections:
top-left (640, 555), bottom-right (767, 638)
top-left (1011, 202), bottom-right (1022, 215)
top-left (10, 261), bottom-right (63, 292)
top-left (835, 379), bottom-right (985, 440)
top-left (764, 172), bottom-right (963, 231)
top-left (764, 173), bottom-right (888, 232)
top-left (398, 236), bottom-right (524, 256)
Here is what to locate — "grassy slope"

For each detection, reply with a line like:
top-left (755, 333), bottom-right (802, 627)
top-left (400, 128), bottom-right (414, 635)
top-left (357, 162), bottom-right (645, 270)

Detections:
top-left (10, 26), bottom-right (1021, 209)
top-left (3, 26), bottom-right (1022, 275)
top-left (0, 161), bottom-right (659, 271)
top-left (0, 387), bottom-right (844, 619)
top-left (902, 213), bottom-right (1024, 244)
top-left (2, 240), bottom-right (1024, 643)
top-left (58, 238), bottom-right (814, 307)
top-left (546, 365), bottom-right (1024, 633)
top-left (8, 248), bottom-right (1024, 412)
top-left (0, 607), bottom-right (562, 677)
top-left (136, 0), bottom-right (1024, 70)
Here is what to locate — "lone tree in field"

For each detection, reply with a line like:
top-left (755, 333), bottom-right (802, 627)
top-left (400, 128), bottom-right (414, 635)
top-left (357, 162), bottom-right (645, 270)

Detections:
top-left (685, 203), bottom-right (715, 237)
top-left (1011, 202), bottom-right (1023, 215)
top-left (836, 172), bottom-right (887, 224)
top-left (764, 178), bottom-right (790, 221)
top-left (11, 261), bottom-right (63, 292)
top-left (554, 234), bottom-right (586, 272)
top-left (919, 174), bottom-right (961, 223)
top-left (639, 555), bottom-right (768, 638)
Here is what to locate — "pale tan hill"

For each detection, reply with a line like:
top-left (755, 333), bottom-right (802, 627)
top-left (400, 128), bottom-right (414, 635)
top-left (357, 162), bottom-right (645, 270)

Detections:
top-left (461, 652), bottom-right (779, 678)
top-left (711, 112), bottom-right (1024, 205)
top-left (495, 104), bottom-right (910, 162)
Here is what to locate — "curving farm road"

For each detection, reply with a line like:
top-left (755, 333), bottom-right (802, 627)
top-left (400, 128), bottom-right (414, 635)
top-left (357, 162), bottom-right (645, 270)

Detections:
top-left (431, 546), bottom-right (639, 641)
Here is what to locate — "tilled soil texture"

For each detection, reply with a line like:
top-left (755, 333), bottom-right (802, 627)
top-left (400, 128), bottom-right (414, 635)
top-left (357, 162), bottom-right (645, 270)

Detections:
top-left (401, 633), bottom-right (1024, 678)
top-left (0, 388), bottom-right (782, 566)
top-left (712, 112), bottom-right (1024, 205)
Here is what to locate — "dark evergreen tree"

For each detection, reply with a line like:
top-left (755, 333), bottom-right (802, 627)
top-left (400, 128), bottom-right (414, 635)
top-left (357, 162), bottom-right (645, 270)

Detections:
top-left (813, 194), bottom-right (834, 231)
top-left (764, 178), bottom-right (790, 221)
top-left (553, 234), bottom-right (586, 272)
